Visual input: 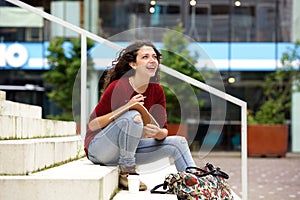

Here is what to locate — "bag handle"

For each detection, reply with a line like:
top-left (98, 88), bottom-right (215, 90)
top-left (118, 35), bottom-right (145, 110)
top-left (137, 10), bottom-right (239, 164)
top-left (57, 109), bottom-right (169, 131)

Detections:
top-left (186, 164), bottom-right (229, 179)
top-left (214, 168), bottom-right (229, 179)
top-left (185, 166), bottom-right (208, 173)
top-left (205, 163), bottom-right (229, 179)
top-left (185, 166), bottom-right (211, 177)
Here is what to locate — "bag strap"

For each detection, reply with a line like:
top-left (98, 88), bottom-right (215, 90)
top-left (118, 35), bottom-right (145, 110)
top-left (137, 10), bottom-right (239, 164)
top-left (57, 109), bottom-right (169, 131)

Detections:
top-left (150, 183), bottom-right (168, 194)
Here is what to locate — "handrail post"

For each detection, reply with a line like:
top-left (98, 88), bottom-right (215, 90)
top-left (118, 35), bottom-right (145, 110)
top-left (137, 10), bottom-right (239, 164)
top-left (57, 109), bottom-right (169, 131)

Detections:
top-left (241, 102), bottom-right (248, 200)
top-left (80, 34), bottom-right (87, 140)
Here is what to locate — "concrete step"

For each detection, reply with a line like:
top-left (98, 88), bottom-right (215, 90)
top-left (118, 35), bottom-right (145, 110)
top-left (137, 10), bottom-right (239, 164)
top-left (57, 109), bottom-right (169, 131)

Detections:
top-left (0, 136), bottom-right (83, 175)
top-left (0, 158), bottom-right (119, 200)
top-left (0, 115), bottom-right (77, 139)
top-left (0, 100), bottom-right (42, 119)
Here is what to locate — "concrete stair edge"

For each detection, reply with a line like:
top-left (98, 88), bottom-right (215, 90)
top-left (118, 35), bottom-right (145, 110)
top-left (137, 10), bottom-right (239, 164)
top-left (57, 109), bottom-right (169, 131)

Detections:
top-left (0, 99), bottom-right (42, 119)
top-left (0, 115), bottom-right (77, 139)
top-left (0, 136), bottom-right (84, 175)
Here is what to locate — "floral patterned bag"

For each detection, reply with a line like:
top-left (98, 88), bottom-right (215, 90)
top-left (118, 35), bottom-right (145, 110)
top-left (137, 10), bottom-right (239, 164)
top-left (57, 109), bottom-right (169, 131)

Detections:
top-left (151, 163), bottom-right (234, 200)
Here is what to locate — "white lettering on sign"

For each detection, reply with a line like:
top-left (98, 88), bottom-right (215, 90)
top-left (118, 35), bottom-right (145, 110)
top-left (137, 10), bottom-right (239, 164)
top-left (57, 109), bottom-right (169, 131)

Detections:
top-left (0, 44), bottom-right (6, 66)
top-left (0, 43), bottom-right (28, 68)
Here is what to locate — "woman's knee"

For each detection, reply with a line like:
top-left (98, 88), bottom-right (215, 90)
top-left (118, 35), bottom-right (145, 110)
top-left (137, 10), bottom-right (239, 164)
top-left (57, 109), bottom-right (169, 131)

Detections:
top-left (120, 110), bottom-right (143, 124)
top-left (117, 110), bottom-right (143, 137)
top-left (127, 110), bottom-right (144, 128)
top-left (168, 135), bottom-right (189, 148)
top-left (130, 110), bottom-right (143, 124)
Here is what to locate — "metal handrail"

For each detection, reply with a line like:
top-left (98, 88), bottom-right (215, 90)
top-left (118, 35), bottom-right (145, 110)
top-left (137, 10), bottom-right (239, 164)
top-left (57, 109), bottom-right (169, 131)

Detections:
top-left (5, 1), bottom-right (247, 199)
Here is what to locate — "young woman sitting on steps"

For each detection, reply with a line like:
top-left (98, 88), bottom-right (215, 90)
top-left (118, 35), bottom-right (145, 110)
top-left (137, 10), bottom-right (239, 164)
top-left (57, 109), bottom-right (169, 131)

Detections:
top-left (84, 40), bottom-right (196, 191)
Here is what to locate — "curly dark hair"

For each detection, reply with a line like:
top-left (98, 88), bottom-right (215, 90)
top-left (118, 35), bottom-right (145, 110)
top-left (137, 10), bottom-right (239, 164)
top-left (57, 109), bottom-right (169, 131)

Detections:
top-left (102, 40), bottom-right (162, 91)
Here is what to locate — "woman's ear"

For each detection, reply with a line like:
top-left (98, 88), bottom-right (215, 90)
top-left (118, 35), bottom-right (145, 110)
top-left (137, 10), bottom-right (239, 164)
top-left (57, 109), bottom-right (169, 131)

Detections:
top-left (129, 62), bottom-right (136, 69)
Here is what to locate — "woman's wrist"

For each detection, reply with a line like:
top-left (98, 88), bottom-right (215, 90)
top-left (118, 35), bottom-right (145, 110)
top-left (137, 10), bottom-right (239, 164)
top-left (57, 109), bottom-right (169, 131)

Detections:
top-left (156, 128), bottom-right (168, 140)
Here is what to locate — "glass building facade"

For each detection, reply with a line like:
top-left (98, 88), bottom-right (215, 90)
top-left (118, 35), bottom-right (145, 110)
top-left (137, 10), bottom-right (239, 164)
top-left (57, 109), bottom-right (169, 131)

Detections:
top-left (0, 0), bottom-right (293, 43)
top-left (98, 0), bottom-right (292, 43)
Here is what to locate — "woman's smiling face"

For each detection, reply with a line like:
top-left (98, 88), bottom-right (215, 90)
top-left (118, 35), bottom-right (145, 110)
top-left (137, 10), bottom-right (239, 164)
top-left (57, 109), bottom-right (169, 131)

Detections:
top-left (131, 45), bottom-right (159, 78)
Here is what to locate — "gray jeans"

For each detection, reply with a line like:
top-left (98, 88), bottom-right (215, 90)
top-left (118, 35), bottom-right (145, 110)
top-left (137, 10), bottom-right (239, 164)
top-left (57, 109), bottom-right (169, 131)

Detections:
top-left (87, 110), bottom-right (195, 171)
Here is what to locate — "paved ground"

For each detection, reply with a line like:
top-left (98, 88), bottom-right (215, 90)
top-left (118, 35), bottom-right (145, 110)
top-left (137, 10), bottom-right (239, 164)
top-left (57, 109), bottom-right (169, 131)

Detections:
top-left (192, 152), bottom-right (300, 200)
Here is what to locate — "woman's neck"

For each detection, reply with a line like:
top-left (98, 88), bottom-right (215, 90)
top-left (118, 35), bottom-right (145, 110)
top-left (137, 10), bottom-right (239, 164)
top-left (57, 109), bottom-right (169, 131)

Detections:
top-left (129, 76), bottom-right (149, 94)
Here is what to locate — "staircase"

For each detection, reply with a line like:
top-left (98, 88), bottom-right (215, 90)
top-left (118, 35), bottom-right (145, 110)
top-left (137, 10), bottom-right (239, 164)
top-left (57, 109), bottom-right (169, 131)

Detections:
top-left (0, 90), bottom-right (119, 200)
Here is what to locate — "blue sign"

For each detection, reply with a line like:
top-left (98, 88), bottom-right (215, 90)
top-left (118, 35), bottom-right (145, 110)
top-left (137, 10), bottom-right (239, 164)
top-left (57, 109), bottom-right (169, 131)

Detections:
top-left (0, 41), bottom-right (295, 71)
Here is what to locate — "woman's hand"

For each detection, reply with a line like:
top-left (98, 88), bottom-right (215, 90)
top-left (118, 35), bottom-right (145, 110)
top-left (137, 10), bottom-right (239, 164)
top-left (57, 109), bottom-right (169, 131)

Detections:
top-left (127, 94), bottom-right (146, 106)
top-left (89, 94), bottom-right (146, 131)
top-left (143, 124), bottom-right (168, 140)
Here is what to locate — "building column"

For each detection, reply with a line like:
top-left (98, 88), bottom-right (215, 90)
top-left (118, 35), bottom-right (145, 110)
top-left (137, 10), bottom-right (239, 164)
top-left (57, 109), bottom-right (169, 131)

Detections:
top-left (292, 0), bottom-right (300, 42)
top-left (87, 72), bottom-right (99, 116)
top-left (84, 0), bottom-right (99, 34)
top-left (292, 91), bottom-right (300, 152)
top-left (50, 1), bottom-right (80, 38)
top-left (84, 0), bottom-right (99, 115)
top-left (291, 0), bottom-right (300, 152)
